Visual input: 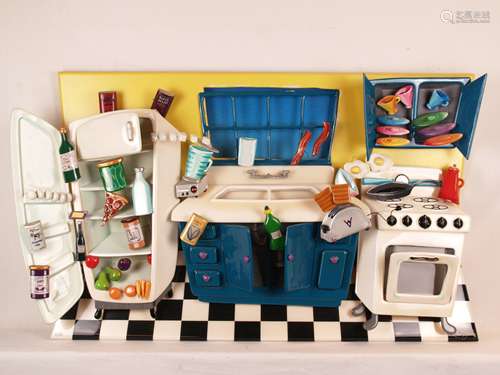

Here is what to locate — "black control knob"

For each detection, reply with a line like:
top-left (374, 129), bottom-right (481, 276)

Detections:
top-left (387, 215), bottom-right (397, 226)
top-left (437, 217), bottom-right (447, 228)
top-left (418, 215), bottom-right (431, 229)
top-left (402, 215), bottom-right (412, 227)
top-left (454, 218), bottom-right (464, 229)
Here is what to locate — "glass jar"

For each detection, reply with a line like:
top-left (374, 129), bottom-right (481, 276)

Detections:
top-left (96, 158), bottom-right (127, 192)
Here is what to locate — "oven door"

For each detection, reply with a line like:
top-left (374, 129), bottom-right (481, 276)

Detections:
top-left (385, 249), bottom-right (460, 305)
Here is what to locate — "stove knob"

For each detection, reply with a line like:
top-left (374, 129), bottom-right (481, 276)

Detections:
top-left (387, 215), bottom-right (397, 226)
top-left (437, 217), bottom-right (447, 228)
top-left (454, 218), bottom-right (464, 229)
top-left (402, 215), bottom-right (412, 227)
top-left (418, 215), bottom-right (431, 229)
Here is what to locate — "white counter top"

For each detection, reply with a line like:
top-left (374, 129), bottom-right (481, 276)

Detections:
top-left (171, 184), bottom-right (329, 223)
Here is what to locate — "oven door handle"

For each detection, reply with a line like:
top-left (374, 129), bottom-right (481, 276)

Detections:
top-left (409, 256), bottom-right (440, 262)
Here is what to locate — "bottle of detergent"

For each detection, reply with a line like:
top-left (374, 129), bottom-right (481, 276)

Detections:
top-left (263, 206), bottom-right (285, 276)
top-left (264, 206), bottom-right (285, 252)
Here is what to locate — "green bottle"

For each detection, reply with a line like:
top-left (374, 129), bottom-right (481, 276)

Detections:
top-left (263, 206), bottom-right (285, 252)
top-left (59, 127), bottom-right (80, 183)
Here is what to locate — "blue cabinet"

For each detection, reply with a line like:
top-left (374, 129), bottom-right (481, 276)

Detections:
top-left (221, 225), bottom-right (253, 292)
top-left (284, 223), bottom-right (315, 292)
top-left (363, 74), bottom-right (487, 159)
top-left (179, 222), bottom-right (358, 307)
top-left (455, 74), bottom-right (487, 158)
top-left (317, 250), bottom-right (348, 290)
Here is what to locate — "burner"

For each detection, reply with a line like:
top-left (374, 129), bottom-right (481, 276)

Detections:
top-left (423, 204), bottom-right (448, 210)
top-left (388, 203), bottom-right (413, 209)
top-left (413, 197), bottom-right (438, 203)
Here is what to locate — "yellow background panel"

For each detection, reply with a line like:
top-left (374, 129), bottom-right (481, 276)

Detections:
top-left (59, 72), bottom-right (472, 172)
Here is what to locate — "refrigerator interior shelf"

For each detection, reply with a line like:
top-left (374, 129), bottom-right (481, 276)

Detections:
top-left (80, 181), bottom-right (133, 192)
top-left (86, 207), bottom-right (152, 221)
top-left (90, 232), bottom-right (152, 257)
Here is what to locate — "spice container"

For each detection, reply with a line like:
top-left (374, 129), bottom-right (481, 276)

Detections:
top-left (96, 158), bottom-right (127, 192)
top-left (121, 217), bottom-right (146, 249)
top-left (30, 265), bottom-right (49, 299)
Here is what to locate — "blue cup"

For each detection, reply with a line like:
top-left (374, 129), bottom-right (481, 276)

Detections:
top-left (426, 89), bottom-right (450, 110)
top-left (185, 144), bottom-right (214, 181)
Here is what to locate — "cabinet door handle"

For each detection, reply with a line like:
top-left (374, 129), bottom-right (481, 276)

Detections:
top-left (126, 121), bottom-right (135, 142)
top-left (409, 256), bottom-right (439, 262)
top-left (329, 256), bottom-right (339, 264)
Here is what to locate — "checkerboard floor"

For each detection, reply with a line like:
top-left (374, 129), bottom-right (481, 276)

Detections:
top-left (52, 253), bottom-right (478, 342)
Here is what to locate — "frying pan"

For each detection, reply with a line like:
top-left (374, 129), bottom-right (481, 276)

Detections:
top-left (366, 174), bottom-right (440, 201)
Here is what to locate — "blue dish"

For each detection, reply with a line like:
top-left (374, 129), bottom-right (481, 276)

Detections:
top-left (377, 115), bottom-right (410, 126)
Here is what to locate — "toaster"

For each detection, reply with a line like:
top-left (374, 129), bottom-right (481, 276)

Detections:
top-left (320, 204), bottom-right (371, 243)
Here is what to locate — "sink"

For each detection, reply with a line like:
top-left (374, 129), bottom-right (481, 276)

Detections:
top-left (213, 185), bottom-right (319, 201)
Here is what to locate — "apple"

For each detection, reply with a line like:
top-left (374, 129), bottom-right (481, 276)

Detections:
top-left (85, 255), bottom-right (99, 269)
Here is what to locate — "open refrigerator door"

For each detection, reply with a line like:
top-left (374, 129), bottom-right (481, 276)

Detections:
top-left (10, 109), bottom-right (84, 323)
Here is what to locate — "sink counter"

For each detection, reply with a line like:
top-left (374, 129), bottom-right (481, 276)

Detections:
top-left (171, 184), bottom-right (329, 223)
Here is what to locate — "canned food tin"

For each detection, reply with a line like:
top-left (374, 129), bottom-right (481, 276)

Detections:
top-left (121, 217), bottom-right (146, 249)
top-left (96, 158), bottom-right (127, 192)
top-left (30, 265), bottom-right (49, 299)
top-left (180, 213), bottom-right (208, 246)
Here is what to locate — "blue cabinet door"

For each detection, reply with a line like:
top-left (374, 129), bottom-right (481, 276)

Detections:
top-left (363, 74), bottom-right (377, 159)
top-left (317, 250), bottom-right (348, 290)
top-left (284, 223), bottom-right (315, 292)
top-left (221, 225), bottom-right (253, 292)
top-left (456, 74), bottom-right (487, 159)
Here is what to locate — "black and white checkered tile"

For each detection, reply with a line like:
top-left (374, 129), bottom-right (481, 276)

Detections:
top-left (52, 253), bottom-right (478, 342)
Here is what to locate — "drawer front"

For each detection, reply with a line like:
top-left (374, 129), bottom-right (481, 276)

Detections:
top-left (194, 270), bottom-right (221, 287)
top-left (317, 250), bottom-right (348, 290)
top-left (189, 246), bottom-right (218, 264)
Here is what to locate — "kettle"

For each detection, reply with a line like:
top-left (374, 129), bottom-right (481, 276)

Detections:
top-left (438, 165), bottom-right (464, 204)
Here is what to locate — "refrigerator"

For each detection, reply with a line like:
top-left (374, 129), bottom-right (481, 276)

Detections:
top-left (11, 108), bottom-right (181, 323)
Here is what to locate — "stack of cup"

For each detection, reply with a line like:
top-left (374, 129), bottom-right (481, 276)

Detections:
top-left (185, 143), bottom-right (217, 181)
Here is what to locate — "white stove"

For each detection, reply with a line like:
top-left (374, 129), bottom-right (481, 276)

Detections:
top-left (365, 195), bottom-right (470, 233)
top-left (354, 166), bottom-right (470, 334)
